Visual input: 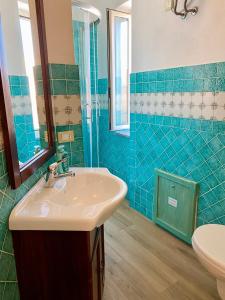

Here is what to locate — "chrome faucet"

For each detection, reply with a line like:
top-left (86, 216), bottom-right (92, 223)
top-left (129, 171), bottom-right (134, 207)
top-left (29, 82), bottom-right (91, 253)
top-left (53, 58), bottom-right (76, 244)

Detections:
top-left (45, 160), bottom-right (75, 187)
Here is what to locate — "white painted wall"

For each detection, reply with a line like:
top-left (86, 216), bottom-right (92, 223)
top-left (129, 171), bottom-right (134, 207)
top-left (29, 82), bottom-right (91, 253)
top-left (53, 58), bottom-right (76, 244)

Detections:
top-left (0, 0), bottom-right (26, 74)
top-left (78, 0), bottom-right (225, 76)
top-left (28, 0), bottom-right (75, 65)
top-left (132, 0), bottom-right (225, 72)
top-left (117, 0), bottom-right (131, 13)
top-left (43, 0), bottom-right (75, 64)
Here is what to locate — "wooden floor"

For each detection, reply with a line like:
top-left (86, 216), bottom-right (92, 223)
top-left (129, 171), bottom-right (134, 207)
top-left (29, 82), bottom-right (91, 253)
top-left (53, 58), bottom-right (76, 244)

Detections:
top-left (103, 201), bottom-right (219, 300)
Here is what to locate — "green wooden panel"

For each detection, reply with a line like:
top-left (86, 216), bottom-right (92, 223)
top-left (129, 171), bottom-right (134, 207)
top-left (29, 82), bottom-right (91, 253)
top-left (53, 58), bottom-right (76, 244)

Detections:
top-left (153, 169), bottom-right (199, 244)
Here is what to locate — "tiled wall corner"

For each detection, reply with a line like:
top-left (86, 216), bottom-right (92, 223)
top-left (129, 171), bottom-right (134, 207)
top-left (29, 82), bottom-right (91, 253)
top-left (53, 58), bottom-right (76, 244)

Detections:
top-left (97, 61), bottom-right (225, 227)
top-left (34, 63), bottom-right (84, 167)
top-left (0, 60), bottom-right (84, 298)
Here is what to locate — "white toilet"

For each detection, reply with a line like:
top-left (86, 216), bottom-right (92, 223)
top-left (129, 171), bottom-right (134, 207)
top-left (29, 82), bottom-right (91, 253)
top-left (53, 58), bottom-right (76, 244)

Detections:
top-left (192, 224), bottom-right (225, 299)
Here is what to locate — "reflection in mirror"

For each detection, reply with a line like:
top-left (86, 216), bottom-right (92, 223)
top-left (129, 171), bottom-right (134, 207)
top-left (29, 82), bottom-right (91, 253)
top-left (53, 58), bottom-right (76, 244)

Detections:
top-left (2, 0), bottom-right (47, 166)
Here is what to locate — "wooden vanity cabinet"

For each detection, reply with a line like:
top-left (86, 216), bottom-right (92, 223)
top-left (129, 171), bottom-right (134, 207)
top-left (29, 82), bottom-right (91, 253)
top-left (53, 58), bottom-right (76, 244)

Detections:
top-left (12, 225), bottom-right (105, 300)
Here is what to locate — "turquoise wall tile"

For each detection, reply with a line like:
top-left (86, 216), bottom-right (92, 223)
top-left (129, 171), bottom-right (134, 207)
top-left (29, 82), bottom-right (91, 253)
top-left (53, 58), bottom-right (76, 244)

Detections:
top-left (9, 75), bottom-right (30, 97)
top-left (14, 110), bottom-right (41, 164)
top-left (10, 86), bottom-right (21, 97)
top-left (157, 70), bottom-right (165, 81)
top-left (216, 78), bottom-right (225, 91)
top-left (66, 65), bottom-right (79, 80)
top-left (34, 65), bottom-right (43, 81)
top-left (52, 80), bottom-right (67, 95)
top-left (156, 81), bottom-right (165, 92)
top-left (183, 79), bottom-right (194, 91)
top-left (148, 71), bottom-right (157, 81)
top-left (205, 64), bottom-right (217, 78)
top-left (129, 62), bottom-right (225, 94)
top-left (193, 79), bottom-right (204, 92)
top-left (33, 63), bottom-right (80, 96)
top-left (98, 71), bottom-right (225, 229)
top-left (67, 80), bottom-right (80, 95)
top-left (217, 62), bottom-right (225, 77)
top-left (21, 85), bottom-right (29, 96)
top-left (36, 80), bottom-right (43, 95)
top-left (142, 72), bottom-right (149, 82)
top-left (45, 64), bottom-right (81, 95)
top-left (50, 64), bottom-right (66, 79)
top-left (9, 76), bottom-right (20, 86)
top-left (136, 72), bottom-right (143, 83)
top-left (20, 76), bottom-right (29, 86)
top-left (182, 67), bottom-right (193, 79)
top-left (193, 65), bottom-right (206, 79)
top-left (130, 73), bottom-right (136, 84)
top-left (204, 78), bottom-right (217, 92)
top-left (164, 69), bottom-right (174, 80)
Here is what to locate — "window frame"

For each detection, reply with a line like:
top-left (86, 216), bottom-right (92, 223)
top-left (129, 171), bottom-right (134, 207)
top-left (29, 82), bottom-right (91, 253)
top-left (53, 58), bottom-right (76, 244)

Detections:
top-left (107, 9), bottom-right (131, 131)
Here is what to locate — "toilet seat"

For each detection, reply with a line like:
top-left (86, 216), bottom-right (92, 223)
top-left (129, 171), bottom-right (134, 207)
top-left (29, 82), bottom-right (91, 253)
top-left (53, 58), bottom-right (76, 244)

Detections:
top-left (192, 224), bottom-right (225, 278)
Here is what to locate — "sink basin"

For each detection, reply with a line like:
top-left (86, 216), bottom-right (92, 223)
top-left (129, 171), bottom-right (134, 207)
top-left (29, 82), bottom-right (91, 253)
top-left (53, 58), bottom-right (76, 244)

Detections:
top-left (9, 168), bottom-right (128, 231)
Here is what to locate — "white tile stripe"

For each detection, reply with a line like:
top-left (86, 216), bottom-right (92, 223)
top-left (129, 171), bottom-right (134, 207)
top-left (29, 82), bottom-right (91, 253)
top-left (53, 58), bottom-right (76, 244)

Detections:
top-left (98, 92), bottom-right (225, 121)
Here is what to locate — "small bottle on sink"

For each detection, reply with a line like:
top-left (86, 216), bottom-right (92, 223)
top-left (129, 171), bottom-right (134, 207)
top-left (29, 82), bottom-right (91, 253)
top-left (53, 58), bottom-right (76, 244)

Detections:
top-left (56, 145), bottom-right (65, 175)
top-left (62, 150), bottom-right (69, 173)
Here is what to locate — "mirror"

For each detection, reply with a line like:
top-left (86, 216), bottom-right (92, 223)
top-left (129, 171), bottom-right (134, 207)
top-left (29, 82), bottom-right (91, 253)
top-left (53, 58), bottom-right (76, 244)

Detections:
top-left (0, 0), bottom-right (55, 188)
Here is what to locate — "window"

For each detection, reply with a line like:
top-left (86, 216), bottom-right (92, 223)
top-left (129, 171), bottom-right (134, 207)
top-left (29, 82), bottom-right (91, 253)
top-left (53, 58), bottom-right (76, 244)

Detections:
top-left (107, 9), bottom-right (131, 131)
top-left (19, 16), bottom-right (40, 133)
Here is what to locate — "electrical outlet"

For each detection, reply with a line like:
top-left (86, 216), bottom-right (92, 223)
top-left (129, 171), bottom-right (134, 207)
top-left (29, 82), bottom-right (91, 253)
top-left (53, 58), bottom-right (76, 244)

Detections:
top-left (165, 0), bottom-right (174, 11)
top-left (58, 131), bottom-right (75, 143)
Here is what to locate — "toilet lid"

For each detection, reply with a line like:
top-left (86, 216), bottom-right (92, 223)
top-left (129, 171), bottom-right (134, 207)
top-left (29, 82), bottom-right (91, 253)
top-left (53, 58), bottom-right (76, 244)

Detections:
top-left (192, 224), bottom-right (225, 269)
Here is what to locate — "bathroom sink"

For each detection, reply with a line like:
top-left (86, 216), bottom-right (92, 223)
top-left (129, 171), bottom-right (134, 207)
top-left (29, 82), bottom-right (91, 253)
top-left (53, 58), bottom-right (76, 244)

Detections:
top-left (9, 168), bottom-right (127, 231)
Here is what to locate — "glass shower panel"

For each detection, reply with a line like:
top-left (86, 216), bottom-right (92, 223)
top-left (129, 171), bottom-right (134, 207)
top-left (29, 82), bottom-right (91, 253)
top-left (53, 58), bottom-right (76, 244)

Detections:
top-left (72, 7), bottom-right (100, 167)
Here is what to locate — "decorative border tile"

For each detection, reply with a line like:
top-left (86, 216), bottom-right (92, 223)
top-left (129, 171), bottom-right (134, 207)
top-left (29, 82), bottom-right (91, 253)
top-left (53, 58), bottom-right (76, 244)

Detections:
top-left (51, 95), bottom-right (81, 126)
top-left (12, 96), bottom-right (32, 116)
top-left (130, 92), bottom-right (225, 121)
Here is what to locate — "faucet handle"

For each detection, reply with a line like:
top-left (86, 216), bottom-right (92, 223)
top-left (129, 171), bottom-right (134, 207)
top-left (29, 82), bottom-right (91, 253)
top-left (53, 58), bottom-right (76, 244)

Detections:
top-left (48, 162), bottom-right (59, 173)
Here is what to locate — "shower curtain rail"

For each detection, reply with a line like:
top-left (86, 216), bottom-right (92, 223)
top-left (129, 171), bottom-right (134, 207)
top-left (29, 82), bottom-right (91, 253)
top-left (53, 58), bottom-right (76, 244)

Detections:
top-left (72, 0), bottom-right (101, 19)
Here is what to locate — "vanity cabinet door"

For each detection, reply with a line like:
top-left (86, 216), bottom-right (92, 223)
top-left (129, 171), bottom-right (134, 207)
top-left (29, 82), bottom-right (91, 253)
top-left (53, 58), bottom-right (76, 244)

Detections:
top-left (92, 244), bottom-right (100, 300)
top-left (91, 226), bottom-right (105, 300)
top-left (99, 226), bottom-right (105, 296)
top-left (12, 227), bottom-right (105, 300)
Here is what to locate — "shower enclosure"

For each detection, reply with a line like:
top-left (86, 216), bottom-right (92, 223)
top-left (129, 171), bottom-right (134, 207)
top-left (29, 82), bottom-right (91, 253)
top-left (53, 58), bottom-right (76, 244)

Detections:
top-left (72, 1), bottom-right (100, 167)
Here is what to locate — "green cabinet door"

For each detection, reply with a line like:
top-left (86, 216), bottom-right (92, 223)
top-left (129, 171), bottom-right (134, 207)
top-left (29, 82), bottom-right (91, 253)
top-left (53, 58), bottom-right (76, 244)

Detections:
top-left (153, 169), bottom-right (199, 244)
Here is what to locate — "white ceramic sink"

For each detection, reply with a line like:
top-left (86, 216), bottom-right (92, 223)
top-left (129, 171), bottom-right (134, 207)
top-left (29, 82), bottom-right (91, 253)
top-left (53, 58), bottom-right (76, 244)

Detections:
top-left (9, 168), bottom-right (127, 231)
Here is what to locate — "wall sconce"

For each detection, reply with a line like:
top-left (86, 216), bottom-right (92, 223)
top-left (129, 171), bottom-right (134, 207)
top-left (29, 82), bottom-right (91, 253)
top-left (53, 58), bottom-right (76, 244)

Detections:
top-left (172, 0), bottom-right (198, 19)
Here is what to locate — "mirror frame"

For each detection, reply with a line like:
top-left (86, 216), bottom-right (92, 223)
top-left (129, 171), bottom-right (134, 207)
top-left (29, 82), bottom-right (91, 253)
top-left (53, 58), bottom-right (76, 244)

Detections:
top-left (0, 0), bottom-right (55, 189)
